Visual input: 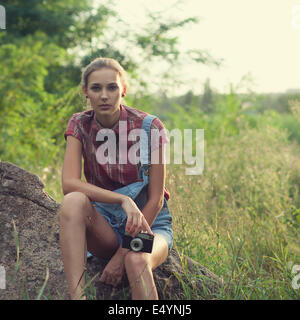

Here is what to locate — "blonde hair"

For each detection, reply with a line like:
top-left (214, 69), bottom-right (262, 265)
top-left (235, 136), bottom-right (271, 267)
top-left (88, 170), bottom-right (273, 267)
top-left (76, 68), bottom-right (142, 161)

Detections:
top-left (81, 57), bottom-right (129, 91)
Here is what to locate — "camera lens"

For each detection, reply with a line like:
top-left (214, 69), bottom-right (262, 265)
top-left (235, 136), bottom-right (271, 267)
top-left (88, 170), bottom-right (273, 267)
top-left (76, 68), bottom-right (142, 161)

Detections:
top-left (130, 238), bottom-right (143, 252)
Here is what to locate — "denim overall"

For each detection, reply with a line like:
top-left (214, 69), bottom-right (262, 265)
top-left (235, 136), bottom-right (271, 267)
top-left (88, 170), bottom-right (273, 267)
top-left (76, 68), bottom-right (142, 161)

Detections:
top-left (88, 115), bottom-right (173, 258)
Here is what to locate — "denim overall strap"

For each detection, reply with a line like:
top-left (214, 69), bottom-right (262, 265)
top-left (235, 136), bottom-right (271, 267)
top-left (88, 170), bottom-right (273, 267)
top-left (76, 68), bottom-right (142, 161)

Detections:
top-left (130, 114), bottom-right (156, 209)
top-left (106, 114), bottom-right (156, 202)
top-left (140, 114), bottom-right (156, 165)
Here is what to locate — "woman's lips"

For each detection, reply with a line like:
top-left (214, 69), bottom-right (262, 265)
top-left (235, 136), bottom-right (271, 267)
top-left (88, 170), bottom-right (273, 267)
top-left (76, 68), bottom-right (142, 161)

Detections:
top-left (99, 104), bottom-right (111, 110)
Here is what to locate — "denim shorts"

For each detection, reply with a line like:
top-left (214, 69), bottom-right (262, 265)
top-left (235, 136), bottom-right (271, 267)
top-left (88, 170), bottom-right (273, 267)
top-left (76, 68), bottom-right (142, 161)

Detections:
top-left (91, 197), bottom-right (173, 251)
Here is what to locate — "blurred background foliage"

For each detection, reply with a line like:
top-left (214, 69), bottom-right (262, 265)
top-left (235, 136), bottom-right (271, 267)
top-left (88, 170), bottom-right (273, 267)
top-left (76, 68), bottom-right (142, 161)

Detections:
top-left (0, 0), bottom-right (221, 172)
top-left (1, 0), bottom-right (300, 299)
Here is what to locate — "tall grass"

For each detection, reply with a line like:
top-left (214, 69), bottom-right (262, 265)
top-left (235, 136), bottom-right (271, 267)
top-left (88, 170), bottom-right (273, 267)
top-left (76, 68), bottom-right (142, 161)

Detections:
top-left (5, 95), bottom-right (300, 300)
top-left (37, 119), bottom-right (300, 299)
top-left (166, 120), bottom-right (300, 299)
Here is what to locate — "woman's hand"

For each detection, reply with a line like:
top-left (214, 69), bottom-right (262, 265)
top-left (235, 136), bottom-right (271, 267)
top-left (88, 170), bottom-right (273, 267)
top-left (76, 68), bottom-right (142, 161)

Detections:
top-left (99, 249), bottom-right (126, 287)
top-left (121, 196), bottom-right (153, 237)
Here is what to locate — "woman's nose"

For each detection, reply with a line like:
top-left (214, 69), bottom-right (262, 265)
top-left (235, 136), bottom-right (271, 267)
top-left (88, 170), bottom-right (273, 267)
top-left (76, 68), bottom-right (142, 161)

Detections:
top-left (100, 89), bottom-right (108, 99)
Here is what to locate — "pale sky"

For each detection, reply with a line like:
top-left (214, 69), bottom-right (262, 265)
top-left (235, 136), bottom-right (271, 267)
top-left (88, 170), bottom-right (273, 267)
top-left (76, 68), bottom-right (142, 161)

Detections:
top-left (111, 0), bottom-right (300, 94)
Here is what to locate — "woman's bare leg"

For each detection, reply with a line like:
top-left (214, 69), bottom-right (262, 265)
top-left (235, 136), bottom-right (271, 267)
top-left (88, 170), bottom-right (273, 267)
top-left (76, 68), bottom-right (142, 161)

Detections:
top-left (59, 191), bottom-right (119, 300)
top-left (124, 234), bottom-right (169, 300)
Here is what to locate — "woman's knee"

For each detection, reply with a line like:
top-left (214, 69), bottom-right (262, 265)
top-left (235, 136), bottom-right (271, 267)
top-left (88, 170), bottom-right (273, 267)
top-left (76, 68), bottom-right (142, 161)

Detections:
top-left (59, 191), bottom-right (89, 221)
top-left (124, 252), bottom-right (150, 273)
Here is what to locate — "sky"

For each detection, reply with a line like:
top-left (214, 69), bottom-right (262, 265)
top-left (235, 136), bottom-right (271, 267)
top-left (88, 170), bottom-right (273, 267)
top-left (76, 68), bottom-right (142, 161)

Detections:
top-left (112, 0), bottom-right (300, 94)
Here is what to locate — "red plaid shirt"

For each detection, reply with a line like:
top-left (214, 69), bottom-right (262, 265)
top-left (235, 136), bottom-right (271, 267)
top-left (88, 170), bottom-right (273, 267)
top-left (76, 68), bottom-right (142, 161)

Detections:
top-left (64, 104), bottom-right (170, 200)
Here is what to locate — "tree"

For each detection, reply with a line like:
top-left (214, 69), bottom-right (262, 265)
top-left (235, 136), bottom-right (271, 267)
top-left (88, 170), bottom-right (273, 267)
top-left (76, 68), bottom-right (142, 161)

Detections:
top-left (201, 78), bottom-right (215, 113)
top-left (0, 0), bottom-right (221, 171)
top-left (1, 0), bottom-right (114, 48)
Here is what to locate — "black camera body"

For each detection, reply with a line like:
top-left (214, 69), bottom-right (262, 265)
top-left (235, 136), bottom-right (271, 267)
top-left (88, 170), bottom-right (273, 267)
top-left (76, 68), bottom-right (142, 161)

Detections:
top-left (122, 231), bottom-right (154, 253)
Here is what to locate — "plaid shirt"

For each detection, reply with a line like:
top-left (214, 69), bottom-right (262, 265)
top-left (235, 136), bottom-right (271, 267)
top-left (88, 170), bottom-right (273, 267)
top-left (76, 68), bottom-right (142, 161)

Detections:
top-left (64, 104), bottom-right (170, 200)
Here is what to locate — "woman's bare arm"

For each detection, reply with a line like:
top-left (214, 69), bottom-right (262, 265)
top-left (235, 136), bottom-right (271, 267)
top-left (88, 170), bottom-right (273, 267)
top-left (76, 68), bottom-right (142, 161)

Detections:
top-left (141, 144), bottom-right (166, 226)
top-left (62, 136), bottom-right (126, 204)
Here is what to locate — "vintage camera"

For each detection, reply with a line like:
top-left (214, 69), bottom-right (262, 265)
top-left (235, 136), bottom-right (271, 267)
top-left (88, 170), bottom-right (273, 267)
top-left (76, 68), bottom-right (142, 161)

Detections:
top-left (122, 231), bottom-right (154, 253)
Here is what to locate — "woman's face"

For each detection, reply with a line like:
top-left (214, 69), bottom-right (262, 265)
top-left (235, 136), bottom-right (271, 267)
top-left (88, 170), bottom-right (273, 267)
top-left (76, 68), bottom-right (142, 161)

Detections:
top-left (84, 67), bottom-right (126, 122)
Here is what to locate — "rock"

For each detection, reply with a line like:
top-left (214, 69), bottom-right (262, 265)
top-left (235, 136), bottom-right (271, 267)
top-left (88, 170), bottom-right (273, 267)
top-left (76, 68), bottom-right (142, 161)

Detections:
top-left (0, 161), bottom-right (224, 300)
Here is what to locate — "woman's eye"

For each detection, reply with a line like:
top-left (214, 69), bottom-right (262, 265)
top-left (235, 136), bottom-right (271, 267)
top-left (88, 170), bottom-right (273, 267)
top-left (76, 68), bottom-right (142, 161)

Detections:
top-left (90, 85), bottom-right (117, 91)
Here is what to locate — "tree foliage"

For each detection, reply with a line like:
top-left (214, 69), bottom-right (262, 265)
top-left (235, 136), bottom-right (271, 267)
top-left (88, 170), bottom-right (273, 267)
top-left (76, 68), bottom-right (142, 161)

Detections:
top-left (0, 0), bottom-right (220, 172)
top-left (201, 78), bottom-right (215, 113)
top-left (1, 0), bottom-right (114, 48)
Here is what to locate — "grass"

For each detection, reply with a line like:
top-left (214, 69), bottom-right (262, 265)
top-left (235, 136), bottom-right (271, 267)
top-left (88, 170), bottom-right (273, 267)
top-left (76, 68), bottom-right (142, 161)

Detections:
top-left (166, 121), bottom-right (300, 299)
top-left (39, 120), bottom-right (300, 299)
top-left (3, 101), bottom-right (300, 300)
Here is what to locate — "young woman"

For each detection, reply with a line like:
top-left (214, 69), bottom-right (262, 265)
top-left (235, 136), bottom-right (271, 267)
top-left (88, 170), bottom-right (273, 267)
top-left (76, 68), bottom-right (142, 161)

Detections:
top-left (59, 57), bottom-right (173, 300)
